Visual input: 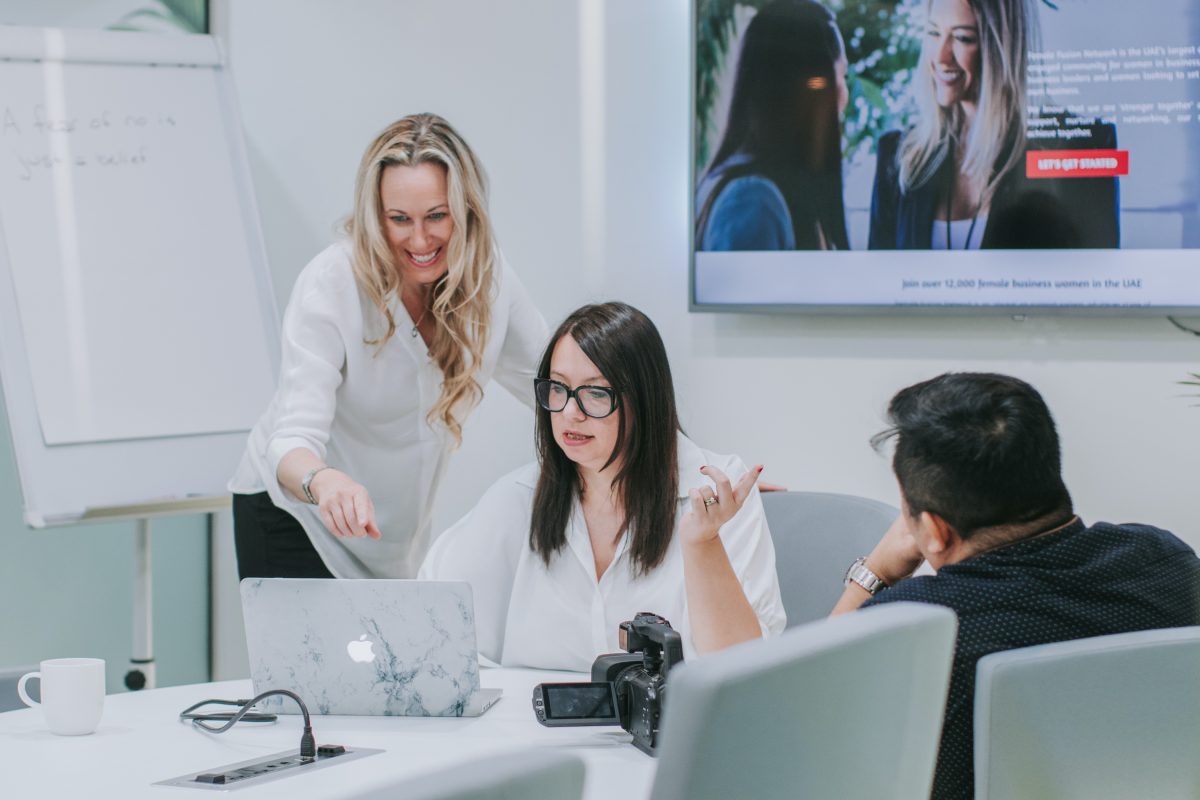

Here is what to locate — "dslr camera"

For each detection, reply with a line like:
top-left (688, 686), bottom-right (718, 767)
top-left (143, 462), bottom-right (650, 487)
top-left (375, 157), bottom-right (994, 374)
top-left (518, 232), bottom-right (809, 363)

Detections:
top-left (532, 612), bottom-right (684, 756)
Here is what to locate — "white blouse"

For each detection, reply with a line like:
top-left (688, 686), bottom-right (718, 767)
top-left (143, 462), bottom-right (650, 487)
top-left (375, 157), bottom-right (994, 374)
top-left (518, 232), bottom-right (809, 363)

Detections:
top-left (229, 241), bottom-right (548, 579)
top-left (419, 434), bottom-right (787, 671)
top-left (931, 214), bottom-right (989, 250)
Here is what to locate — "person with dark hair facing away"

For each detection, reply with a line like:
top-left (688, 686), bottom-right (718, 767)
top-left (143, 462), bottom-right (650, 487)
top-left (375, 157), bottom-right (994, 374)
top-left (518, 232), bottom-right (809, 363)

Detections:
top-left (420, 302), bottom-right (785, 669)
top-left (695, 0), bottom-right (849, 252)
top-left (831, 373), bottom-right (1200, 799)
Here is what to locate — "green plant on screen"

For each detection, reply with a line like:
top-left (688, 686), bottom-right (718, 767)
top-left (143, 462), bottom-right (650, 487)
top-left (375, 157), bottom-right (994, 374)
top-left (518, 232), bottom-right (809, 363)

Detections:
top-left (108, 0), bottom-right (206, 34)
top-left (694, 0), bottom-right (1061, 173)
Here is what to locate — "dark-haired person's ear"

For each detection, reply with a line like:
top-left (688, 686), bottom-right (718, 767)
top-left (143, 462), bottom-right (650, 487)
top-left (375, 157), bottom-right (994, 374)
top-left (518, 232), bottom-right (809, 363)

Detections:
top-left (920, 511), bottom-right (956, 556)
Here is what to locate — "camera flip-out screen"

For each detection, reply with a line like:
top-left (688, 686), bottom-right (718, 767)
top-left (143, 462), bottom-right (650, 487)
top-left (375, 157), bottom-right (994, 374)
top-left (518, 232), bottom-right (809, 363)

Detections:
top-left (533, 682), bottom-right (622, 727)
top-left (544, 683), bottom-right (616, 720)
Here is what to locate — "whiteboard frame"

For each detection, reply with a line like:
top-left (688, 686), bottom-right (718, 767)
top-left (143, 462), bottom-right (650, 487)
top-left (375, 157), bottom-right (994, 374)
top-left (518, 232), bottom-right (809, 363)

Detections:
top-left (0, 27), bottom-right (278, 528)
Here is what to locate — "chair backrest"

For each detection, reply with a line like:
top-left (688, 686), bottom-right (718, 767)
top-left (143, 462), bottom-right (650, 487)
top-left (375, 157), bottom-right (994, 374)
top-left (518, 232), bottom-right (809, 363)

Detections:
top-left (342, 749), bottom-right (585, 800)
top-left (651, 602), bottom-right (957, 800)
top-left (974, 626), bottom-right (1200, 800)
top-left (760, 491), bottom-right (898, 626)
top-left (0, 665), bottom-right (37, 712)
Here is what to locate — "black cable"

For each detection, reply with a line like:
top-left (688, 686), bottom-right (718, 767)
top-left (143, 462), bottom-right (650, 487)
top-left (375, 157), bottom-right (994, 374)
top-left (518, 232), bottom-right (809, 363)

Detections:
top-left (180, 689), bottom-right (316, 759)
top-left (1167, 316), bottom-right (1200, 337)
top-left (179, 697), bottom-right (277, 724)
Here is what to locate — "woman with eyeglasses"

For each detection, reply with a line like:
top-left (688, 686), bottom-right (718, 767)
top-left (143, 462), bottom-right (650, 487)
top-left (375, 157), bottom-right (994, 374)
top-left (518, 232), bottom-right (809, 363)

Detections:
top-left (420, 302), bottom-right (785, 670)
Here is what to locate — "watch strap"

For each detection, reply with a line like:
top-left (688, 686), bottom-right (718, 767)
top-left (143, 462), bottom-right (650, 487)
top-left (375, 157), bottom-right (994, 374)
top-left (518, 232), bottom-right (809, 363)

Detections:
top-left (844, 557), bottom-right (888, 596)
top-left (301, 466), bottom-right (331, 505)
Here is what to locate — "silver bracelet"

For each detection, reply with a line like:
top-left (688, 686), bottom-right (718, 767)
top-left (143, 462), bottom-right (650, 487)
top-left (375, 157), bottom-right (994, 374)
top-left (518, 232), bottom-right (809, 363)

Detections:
top-left (844, 557), bottom-right (888, 596)
top-left (301, 466), bottom-right (332, 505)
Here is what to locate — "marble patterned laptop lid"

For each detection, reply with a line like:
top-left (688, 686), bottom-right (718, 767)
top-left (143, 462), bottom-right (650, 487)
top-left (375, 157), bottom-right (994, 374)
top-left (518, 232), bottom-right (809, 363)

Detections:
top-left (240, 578), bottom-right (484, 717)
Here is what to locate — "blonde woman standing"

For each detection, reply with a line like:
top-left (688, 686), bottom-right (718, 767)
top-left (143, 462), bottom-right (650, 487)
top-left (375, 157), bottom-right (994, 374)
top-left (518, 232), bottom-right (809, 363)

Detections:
top-left (230, 114), bottom-right (547, 579)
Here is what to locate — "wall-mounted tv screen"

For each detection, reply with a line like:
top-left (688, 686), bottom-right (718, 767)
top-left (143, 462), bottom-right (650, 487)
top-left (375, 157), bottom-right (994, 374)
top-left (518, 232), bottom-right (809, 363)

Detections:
top-left (692, 0), bottom-right (1200, 312)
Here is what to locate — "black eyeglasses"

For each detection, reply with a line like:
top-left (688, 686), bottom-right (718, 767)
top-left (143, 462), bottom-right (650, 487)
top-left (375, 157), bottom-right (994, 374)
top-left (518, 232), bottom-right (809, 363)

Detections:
top-left (534, 378), bottom-right (618, 419)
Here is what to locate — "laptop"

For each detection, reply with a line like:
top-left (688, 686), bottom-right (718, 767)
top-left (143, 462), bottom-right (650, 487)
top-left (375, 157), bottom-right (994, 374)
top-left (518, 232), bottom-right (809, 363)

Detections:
top-left (239, 578), bottom-right (502, 717)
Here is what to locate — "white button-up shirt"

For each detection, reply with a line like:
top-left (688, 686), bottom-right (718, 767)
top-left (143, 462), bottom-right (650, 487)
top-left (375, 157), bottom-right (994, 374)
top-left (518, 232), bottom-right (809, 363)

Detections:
top-left (419, 434), bottom-right (786, 671)
top-left (230, 240), bottom-right (547, 578)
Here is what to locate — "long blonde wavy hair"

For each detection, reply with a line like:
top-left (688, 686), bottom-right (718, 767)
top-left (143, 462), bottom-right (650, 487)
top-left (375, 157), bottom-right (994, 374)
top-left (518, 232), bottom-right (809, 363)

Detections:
top-left (346, 113), bottom-right (495, 445)
top-left (899, 0), bottom-right (1036, 208)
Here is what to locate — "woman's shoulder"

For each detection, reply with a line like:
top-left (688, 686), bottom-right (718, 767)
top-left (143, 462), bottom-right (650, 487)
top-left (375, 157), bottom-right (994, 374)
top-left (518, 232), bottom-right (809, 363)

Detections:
top-left (476, 461), bottom-right (540, 513)
top-left (877, 129), bottom-right (903, 155)
top-left (873, 130), bottom-right (905, 175)
top-left (716, 174), bottom-right (787, 211)
top-left (704, 175), bottom-right (795, 250)
top-left (870, 131), bottom-right (908, 210)
top-left (291, 240), bottom-right (358, 299)
top-left (427, 462), bottom-right (538, 560)
top-left (498, 459), bottom-right (540, 491)
top-left (698, 153), bottom-right (785, 218)
top-left (491, 247), bottom-right (516, 294)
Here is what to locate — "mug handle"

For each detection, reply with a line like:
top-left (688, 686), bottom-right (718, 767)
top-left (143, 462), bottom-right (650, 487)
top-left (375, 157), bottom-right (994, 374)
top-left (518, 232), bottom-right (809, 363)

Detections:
top-left (17, 671), bottom-right (41, 707)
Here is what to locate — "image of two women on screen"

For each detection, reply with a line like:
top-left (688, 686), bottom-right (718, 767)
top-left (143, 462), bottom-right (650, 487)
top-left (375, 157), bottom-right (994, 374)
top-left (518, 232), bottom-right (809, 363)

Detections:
top-left (695, 0), bottom-right (1198, 254)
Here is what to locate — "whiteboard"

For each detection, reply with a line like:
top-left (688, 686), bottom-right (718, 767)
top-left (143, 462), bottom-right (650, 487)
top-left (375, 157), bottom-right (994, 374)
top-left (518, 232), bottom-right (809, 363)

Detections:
top-left (0, 27), bottom-right (278, 526)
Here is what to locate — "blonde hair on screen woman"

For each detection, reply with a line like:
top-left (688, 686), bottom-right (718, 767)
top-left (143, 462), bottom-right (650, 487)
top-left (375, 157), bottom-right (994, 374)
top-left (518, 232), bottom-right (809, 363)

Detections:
top-left (345, 113), bottom-right (495, 444)
top-left (899, 0), bottom-right (1037, 207)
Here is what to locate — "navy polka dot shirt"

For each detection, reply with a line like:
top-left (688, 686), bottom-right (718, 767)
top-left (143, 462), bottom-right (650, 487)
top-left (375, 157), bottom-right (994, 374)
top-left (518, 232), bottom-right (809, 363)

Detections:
top-left (863, 519), bottom-right (1200, 799)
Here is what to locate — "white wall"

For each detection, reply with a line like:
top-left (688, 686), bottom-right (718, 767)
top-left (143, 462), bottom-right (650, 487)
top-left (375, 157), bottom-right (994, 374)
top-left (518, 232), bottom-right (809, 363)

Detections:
top-left (219, 0), bottom-right (1200, 607)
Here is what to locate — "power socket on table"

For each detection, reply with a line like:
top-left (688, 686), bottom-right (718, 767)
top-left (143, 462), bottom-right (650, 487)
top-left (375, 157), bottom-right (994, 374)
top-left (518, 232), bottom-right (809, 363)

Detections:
top-left (155, 745), bottom-right (383, 791)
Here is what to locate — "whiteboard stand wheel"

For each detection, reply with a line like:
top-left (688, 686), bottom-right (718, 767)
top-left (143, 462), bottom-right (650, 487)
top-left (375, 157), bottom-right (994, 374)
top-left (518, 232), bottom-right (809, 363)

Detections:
top-left (125, 660), bottom-right (155, 691)
top-left (124, 668), bottom-right (146, 691)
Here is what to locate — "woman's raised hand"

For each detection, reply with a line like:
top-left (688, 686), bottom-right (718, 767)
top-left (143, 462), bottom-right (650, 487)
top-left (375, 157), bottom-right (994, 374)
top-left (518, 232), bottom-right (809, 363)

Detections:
top-left (310, 469), bottom-right (382, 540)
top-left (680, 464), bottom-right (763, 546)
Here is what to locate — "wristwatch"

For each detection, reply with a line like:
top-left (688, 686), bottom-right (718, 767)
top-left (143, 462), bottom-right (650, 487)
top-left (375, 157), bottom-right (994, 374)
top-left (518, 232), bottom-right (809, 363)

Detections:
top-left (301, 466), bottom-right (331, 505)
top-left (844, 557), bottom-right (888, 596)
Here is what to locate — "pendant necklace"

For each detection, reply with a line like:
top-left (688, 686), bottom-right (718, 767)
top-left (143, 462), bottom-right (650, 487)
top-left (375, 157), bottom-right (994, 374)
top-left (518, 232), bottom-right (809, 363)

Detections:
top-left (410, 306), bottom-right (428, 338)
top-left (945, 161), bottom-right (981, 250)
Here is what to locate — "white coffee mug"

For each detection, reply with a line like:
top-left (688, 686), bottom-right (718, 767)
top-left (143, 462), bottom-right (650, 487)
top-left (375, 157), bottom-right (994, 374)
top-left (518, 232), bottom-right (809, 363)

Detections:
top-left (17, 658), bottom-right (106, 735)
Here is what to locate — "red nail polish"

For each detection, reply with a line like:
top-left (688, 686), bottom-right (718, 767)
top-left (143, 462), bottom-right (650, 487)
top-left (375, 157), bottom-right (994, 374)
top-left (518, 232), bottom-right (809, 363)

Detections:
top-left (757, 466), bottom-right (764, 473)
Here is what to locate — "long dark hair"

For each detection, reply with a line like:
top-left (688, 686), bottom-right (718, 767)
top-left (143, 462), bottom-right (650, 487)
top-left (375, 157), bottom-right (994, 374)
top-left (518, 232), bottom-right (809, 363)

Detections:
top-left (702, 0), bottom-right (848, 250)
top-left (530, 303), bottom-right (681, 575)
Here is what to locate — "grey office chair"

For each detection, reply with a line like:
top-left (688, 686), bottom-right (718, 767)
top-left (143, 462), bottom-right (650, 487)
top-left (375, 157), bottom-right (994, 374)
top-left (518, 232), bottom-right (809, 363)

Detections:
top-left (651, 602), bottom-right (957, 800)
top-left (974, 626), bottom-right (1200, 800)
top-left (341, 748), bottom-right (585, 800)
top-left (760, 491), bottom-right (898, 626)
top-left (0, 665), bottom-right (37, 712)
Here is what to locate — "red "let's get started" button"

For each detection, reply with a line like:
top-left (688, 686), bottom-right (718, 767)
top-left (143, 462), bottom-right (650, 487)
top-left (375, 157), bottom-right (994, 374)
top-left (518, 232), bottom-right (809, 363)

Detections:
top-left (1026, 149), bottom-right (1129, 179)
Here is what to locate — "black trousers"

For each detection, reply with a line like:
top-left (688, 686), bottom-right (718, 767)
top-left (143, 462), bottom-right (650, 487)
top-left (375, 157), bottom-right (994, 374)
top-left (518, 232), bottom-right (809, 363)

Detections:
top-left (232, 492), bottom-right (334, 580)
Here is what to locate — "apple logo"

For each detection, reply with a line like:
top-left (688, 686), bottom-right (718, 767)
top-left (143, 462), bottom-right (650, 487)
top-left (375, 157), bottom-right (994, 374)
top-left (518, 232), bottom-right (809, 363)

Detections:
top-left (347, 634), bottom-right (376, 664)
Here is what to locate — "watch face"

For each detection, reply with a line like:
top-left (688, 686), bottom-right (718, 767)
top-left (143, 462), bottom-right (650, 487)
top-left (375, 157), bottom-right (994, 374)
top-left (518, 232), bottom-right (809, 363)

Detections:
top-left (846, 560), bottom-right (883, 594)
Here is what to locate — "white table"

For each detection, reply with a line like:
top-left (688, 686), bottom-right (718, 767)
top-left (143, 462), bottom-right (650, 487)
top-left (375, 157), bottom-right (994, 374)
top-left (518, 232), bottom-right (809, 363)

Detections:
top-left (0, 668), bottom-right (657, 798)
